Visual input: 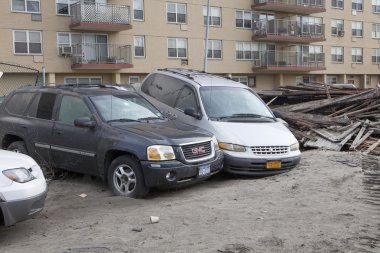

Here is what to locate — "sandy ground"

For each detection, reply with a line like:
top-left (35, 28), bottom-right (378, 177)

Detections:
top-left (0, 150), bottom-right (379, 253)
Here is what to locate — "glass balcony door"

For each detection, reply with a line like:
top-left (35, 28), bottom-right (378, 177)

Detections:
top-left (83, 34), bottom-right (108, 63)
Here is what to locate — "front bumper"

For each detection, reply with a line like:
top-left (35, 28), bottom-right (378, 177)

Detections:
top-left (223, 153), bottom-right (301, 176)
top-left (141, 150), bottom-right (224, 188)
top-left (0, 189), bottom-right (47, 226)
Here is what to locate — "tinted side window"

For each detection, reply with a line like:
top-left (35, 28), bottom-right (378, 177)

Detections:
top-left (5, 92), bottom-right (35, 116)
top-left (58, 95), bottom-right (91, 125)
top-left (141, 73), bottom-right (156, 94)
top-left (175, 86), bottom-right (198, 111)
top-left (142, 74), bottom-right (185, 107)
top-left (36, 93), bottom-right (57, 120)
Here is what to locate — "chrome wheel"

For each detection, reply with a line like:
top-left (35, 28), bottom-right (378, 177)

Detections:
top-left (113, 164), bottom-right (137, 195)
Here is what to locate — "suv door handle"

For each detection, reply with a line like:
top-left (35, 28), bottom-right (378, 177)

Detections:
top-left (55, 130), bottom-right (63, 134)
top-left (21, 125), bottom-right (27, 129)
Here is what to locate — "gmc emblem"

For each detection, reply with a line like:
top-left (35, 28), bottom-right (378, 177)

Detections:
top-left (192, 146), bottom-right (206, 155)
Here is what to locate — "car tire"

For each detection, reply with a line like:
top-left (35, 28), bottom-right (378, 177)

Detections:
top-left (7, 141), bottom-right (28, 155)
top-left (107, 155), bottom-right (149, 198)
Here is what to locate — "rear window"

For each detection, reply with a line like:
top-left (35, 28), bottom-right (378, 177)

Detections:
top-left (5, 92), bottom-right (35, 116)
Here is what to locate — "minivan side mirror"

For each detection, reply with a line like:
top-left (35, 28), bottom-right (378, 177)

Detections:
top-left (74, 117), bottom-right (96, 128)
top-left (272, 110), bottom-right (283, 118)
top-left (184, 107), bottom-right (202, 120)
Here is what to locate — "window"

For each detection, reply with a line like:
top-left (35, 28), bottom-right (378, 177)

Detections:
top-left (203, 6), bottom-right (221, 27)
top-left (236, 10), bottom-right (253, 29)
top-left (231, 76), bottom-right (248, 86)
top-left (327, 76), bottom-right (338, 84)
top-left (57, 32), bottom-right (82, 47)
top-left (134, 36), bottom-right (145, 57)
top-left (58, 96), bottom-right (92, 125)
top-left (332, 0), bottom-right (344, 8)
top-left (175, 86), bottom-right (198, 112)
top-left (373, 0), bottom-right (380, 13)
top-left (307, 45), bottom-right (323, 62)
top-left (372, 24), bottom-right (380, 38)
top-left (56, 0), bottom-right (78, 15)
top-left (352, 0), bottom-right (363, 11)
top-left (13, 30), bottom-right (42, 55)
top-left (12, 0), bottom-right (40, 13)
top-left (5, 92), bottom-right (35, 116)
top-left (133, 0), bottom-right (144, 21)
top-left (331, 20), bottom-right (344, 36)
top-left (168, 38), bottom-right (187, 58)
top-left (129, 76), bottom-right (140, 84)
top-left (64, 77), bottom-right (102, 85)
top-left (331, 46), bottom-right (344, 63)
top-left (36, 93), bottom-right (57, 120)
top-left (167, 3), bottom-right (186, 24)
top-left (207, 40), bottom-right (222, 59)
top-left (352, 48), bottom-right (363, 63)
top-left (352, 21), bottom-right (363, 37)
top-left (372, 49), bottom-right (380, 64)
top-left (236, 42), bottom-right (259, 60)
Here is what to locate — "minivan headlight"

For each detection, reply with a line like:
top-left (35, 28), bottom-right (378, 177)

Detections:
top-left (212, 136), bottom-right (219, 151)
top-left (219, 142), bottom-right (246, 152)
top-left (147, 145), bottom-right (176, 161)
top-left (290, 142), bottom-right (299, 151)
top-left (2, 168), bottom-right (35, 183)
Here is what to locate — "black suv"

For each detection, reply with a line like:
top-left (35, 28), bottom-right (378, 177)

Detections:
top-left (0, 85), bottom-right (223, 198)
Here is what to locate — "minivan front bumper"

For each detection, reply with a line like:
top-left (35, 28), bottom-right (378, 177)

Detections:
top-left (141, 150), bottom-right (224, 188)
top-left (223, 153), bottom-right (301, 176)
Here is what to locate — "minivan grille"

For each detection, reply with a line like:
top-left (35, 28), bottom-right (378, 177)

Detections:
top-left (251, 146), bottom-right (289, 155)
top-left (181, 141), bottom-right (213, 161)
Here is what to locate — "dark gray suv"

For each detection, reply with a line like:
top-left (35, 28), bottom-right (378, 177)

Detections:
top-left (0, 85), bottom-right (223, 198)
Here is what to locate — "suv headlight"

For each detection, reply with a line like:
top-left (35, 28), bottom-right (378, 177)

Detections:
top-left (147, 145), bottom-right (176, 161)
top-left (2, 168), bottom-right (35, 183)
top-left (219, 142), bottom-right (246, 152)
top-left (290, 142), bottom-right (299, 151)
top-left (212, 136), bottom-right (219, 151)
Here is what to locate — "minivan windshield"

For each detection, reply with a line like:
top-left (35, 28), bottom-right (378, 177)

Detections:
top-left (90, 94), bottom-right (164, 122)
top-left (200, 87), bottom-right (273, 120)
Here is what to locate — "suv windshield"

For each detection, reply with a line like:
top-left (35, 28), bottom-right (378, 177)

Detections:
top-left (200, 86), bottom-right (273, 120)
top-left (90, 94), bottom-right (163, 122)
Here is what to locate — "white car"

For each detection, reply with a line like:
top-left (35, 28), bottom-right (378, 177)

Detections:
top-left (0, 150), bottom-right (47, 226)
top-left (137, 69), bottom-right (301, 176)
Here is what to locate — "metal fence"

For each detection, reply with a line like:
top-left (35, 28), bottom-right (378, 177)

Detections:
top-left (0, 62), bottom-right (41, 97)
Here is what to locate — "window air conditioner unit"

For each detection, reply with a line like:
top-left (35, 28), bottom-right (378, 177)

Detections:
top-left (337, 30), bottom-right (345, 37)
top-left (59, 46), bottom-right (72, 56)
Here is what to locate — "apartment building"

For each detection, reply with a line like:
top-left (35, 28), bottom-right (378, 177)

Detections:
top-left (0, 0), bottom-right (380, 93)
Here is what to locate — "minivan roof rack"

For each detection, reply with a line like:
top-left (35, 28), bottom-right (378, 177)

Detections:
top-left (158, 68), bottom-right (208, 80)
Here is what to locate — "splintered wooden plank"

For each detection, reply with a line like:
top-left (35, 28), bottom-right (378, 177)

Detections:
top-left (350, 120), bottom-right (370, 150)
top-left (311, 121), bottom-right (362, 142)
top-left (352, 130), bottom-right (374, 150)
top-left (363, 139), bottom-right (380, 155)
top-left (336, 103), bottom-right (380, 118)
top-left (304, 128), bottom-right (360, 151)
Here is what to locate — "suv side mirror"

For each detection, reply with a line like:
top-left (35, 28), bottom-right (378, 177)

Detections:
top-left (184, 107), bottom-right (202, 120)
top-left (272, 110), bottom-right (283, 118)
top-left (74, 117), bottom-right (96, 128)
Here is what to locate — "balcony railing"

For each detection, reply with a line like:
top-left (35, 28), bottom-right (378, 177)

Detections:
top-left (252, 0), bottom-right (325, 14)
top-left (253, 20), bottom-right (325, 42)
top-left (252, 50), bottom-right (325, 71)
top-left (71, 43), bottom-right (132, 69)
top-left (70, 1), bottom-right (131, 31)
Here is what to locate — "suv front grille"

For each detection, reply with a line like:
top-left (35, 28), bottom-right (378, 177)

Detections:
top-left (181, 141), bottom-right (213, 162)
top-left (251, 146), bottom-right (289, 155)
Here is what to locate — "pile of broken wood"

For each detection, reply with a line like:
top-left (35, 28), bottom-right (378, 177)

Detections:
top-left (271, 88), bottom-right (380, 156)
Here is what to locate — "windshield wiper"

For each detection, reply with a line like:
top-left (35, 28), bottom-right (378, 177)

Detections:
top-left (231, 113), bottom-right (274, 119)
top-left (107, 118), bottom-right (139, 123)
top-left (137, 116), bottom-right (164, 121)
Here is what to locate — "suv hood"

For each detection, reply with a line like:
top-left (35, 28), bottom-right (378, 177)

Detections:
top-left (210, 121), bottom-right (298, 146)
top-left (112, 120), bottom-right (213, 145)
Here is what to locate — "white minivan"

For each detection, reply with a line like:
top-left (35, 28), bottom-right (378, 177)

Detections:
top-left (136, 69), bottom-right (301, 175)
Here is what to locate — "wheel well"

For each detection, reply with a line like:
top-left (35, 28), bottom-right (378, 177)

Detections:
top-left (104, 150), bottom-right (139, 181)
top-left (2, 135), bottom-right (24, 150)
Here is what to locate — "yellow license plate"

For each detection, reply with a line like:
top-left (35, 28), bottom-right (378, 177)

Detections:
top-left (266, 161), bottom-right (282, 169)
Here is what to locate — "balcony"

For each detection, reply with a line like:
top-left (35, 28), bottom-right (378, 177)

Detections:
top-left (253, 20), bottom-right (325, 43)
top-left (252, 50), bottom-right (325, 72)
top-left (70, 43), bottom-right (133, 70)
top-left (70, 1), bottom-right (132, 32)
top-left (252, 0), bottom-right (326, 15)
